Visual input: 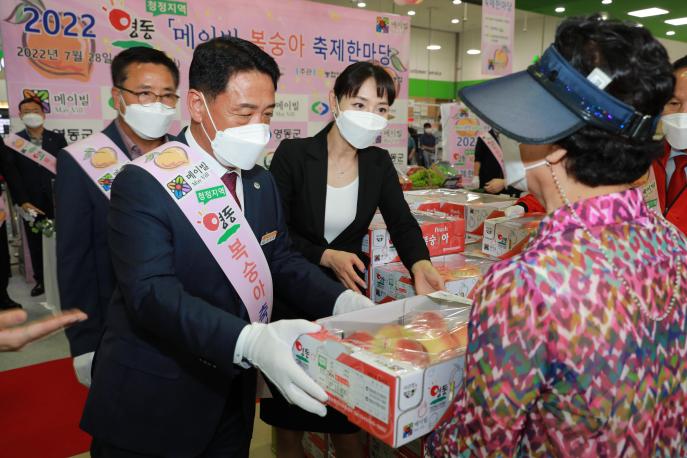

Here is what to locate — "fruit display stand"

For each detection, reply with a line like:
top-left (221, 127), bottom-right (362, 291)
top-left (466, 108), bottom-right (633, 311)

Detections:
top-left (293, 293), bottom-right (471, 448)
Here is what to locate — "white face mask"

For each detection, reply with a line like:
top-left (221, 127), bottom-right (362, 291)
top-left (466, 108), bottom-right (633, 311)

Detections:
top-left (200, 93), bottom-right (270, 170)
top-left (662, 113), bottom-right (687, 150)
top-left (424, 128), bottom-right (432, 134)
top-left (119, 95), bottom-right (175, 140)
top-left (21, 113), bottom-right (44, 129)
top-left (500, 134), bottom-right (548, 192)
top-left (334, 99), bottom-right (388, 150)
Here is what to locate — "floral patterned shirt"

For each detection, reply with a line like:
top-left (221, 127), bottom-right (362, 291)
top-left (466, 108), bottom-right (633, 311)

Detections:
top-left (428, 188), bottom-right (687, 457)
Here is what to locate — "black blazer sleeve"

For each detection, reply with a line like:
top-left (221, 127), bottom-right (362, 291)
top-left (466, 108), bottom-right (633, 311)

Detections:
top-left (0, 139), bottom-right (30, 206)
top-left (270, 140), bottom-right (327, 265)
top-left (56, 150), bottom-right (101, 356)
top-left (377, 151), bottom-right (430, 271)
top-left (108, 166), bottom-right (247, 377)
top-left (52, 130), bottom-right (68, 151)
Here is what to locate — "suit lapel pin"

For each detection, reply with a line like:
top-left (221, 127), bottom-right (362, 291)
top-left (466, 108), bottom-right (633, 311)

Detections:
top-left (254, 182), bottom-right (261, 190)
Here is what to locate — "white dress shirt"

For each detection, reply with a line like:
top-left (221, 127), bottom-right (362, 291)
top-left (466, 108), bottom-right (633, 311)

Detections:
top-left (185, 127), bottom-right (244, 209)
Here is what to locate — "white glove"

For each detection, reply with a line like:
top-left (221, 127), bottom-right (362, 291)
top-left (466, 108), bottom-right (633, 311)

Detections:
top-left (333, 290), bottom-right (376, 316)
top-left (470, 176), bottom-right (480, 189)
top-left (237, 320), bottom-right (328, 416)
top-left (73, 351), bottom-right (95, 387)
top-left (504, 205), bottom-right (525, 217)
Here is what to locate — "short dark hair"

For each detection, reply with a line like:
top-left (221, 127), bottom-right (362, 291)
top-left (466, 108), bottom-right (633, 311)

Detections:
top-left (674, 55), bottom-right (687, 72)
top-left (111, 47), bottom-right (179, 88)
top-left (423, 122), bottom-right (432, 129)
top-left (334, 62), bottom-right (396, 106)
top-left (553, 15), bottom-right (674, 186)
top-left (189, 37), bottom-right (280, 100)
top-left (18, 97), bottom-right (44, 112)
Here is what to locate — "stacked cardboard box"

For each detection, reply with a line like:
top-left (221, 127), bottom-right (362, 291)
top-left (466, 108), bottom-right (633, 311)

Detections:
top-left (363, 210), bottom-right (465, 301)
top-left (373, 254), bottom-right (496, 303)
top-left (482, 213), bottom-right (545, 259)
top-left (363, 212), bottom-right (465, 266)
top-left (403, 189), bottom-right (515, 237)
top-left (293, 294), bottom-right (471, 448)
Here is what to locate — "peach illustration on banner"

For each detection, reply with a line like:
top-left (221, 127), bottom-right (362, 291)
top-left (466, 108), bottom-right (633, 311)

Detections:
top-left (89, 147), bottom-right (118, 168)
top-left (6, 0), bottom-right (95, 82)
top-left (12, 138), bottom-right (25, 149)
top-left (154, 146), bottom-right (189, 169)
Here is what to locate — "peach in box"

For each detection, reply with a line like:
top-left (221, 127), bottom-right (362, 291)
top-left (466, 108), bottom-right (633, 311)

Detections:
top-left (371, 324), bottom-right (404, 354)
top-left (343, 331), bottom-right (374, 350)
top-left (391, 338), bottom-right (430, 367)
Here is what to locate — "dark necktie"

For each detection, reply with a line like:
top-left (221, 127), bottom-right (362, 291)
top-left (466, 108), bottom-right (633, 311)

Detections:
top-left (221, 172), bottom-right (241, 209)
top-left (667, 155), bottom-right (687, 204)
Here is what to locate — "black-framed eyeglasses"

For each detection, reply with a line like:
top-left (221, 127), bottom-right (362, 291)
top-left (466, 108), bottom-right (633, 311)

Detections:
top-left (116, 85), bottom-right (180, 107)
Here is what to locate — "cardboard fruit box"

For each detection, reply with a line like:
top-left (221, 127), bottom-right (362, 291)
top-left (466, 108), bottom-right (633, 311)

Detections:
top-left (362, 212), bottom-right (465, 267)
top-left (481, 213), bottom-right (545, 259)
top-left (372, 254), bottom-right (495, 304)
top-left (403, 189), bottom-right (515, 236)
top-left (293, 293), bottom-right (471, 448)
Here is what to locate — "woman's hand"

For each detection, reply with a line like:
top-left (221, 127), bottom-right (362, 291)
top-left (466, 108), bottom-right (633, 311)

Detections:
top-left (411, 260), bottom-right (445, 295)
top-left (0, 309), bottom-right (87, 352)
top-left (320, 249), bottom-right (367, 293)
top-left (484, 178), bottom-right (505, 194)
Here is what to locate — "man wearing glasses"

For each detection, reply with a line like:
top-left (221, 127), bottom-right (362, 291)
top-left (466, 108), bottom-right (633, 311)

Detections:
top-left (56, 47), bottom-right (180, 387)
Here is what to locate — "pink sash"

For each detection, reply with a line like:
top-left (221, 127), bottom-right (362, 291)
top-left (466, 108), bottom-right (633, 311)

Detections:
top-left (477, 131), bottom-right (505, 175)
top-left (64, 133), bottom-right (129, 199)
top-left (5, 132), bottom-right (57, 174)
top-left (131, 141), bottom-right (273, 323)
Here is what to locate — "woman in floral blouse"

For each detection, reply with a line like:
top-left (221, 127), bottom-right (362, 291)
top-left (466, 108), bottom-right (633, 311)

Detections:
top-left (428, 15), bottom-right (687, 457)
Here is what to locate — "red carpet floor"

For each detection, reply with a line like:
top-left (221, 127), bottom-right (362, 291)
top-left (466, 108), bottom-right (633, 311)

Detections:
top-left (0, 357), bottom-right (91, 458)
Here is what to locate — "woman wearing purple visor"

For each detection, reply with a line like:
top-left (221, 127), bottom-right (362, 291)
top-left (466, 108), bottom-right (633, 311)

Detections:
top-left (427, 15), bottom-right (687, 457)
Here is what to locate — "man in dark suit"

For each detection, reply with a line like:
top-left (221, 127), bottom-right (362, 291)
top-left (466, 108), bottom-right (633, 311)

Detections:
top-left (0, 156), bottom-right (21, 310)
top-left (82, 37), bottom-right (373, 457)
top-left (56, 47), bottom-right (180, 387)
top-left (2, 97), bottom-right (66, 297)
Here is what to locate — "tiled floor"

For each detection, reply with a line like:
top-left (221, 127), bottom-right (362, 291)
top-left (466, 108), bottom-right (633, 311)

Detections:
top-left (2, 242), bottom-right (275, 457)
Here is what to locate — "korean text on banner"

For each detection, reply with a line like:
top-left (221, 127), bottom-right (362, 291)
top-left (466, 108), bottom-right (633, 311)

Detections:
top-left (481, 0), bottom-right (515, 76)
top-left (0, 0), bottom-right (410, 165)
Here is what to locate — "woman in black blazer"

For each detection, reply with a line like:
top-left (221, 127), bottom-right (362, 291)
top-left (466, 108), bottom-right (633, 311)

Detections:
top-left (262, 62), bottom-right (444, 457)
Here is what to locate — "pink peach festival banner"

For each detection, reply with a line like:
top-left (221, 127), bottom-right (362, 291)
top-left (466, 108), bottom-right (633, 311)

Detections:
top-left (481, 0), bottom-right (515, 76)
top-left (0, 0), bottom-right (410, 163)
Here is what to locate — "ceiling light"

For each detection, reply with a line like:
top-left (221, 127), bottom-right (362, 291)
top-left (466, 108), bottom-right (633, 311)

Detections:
top-left (601, 0), bottom-right (612, 4)
top-left (452, 0), bottom-right (462, 4)
top-left (407, 10), bottom-right (415, 16)
top-left (466, 49), bottom-right (481, 55)
top-left (451, 18), bottom-right (460, 24)
top-left (427, 44), bottom-right (441, 51)
top-left (665, 17), bottom-right (687, 26)
top-left (627, 8), bottom-right (669, 18)
top-left (357, 1), bottom-right (366, 7)
top-left (667, 30), bottom-right (676, 36)
top-left (555, 6), bottom-right (566, 13)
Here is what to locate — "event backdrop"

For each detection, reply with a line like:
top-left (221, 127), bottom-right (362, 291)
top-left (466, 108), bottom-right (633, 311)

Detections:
top-left (0, 0), bottom-right (410, 165)
top-left (440, 102), bottom-right (488, 179)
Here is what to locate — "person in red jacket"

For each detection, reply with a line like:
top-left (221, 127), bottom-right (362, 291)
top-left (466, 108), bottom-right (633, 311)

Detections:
top-left (653, 55), bottom-right (687, 234)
